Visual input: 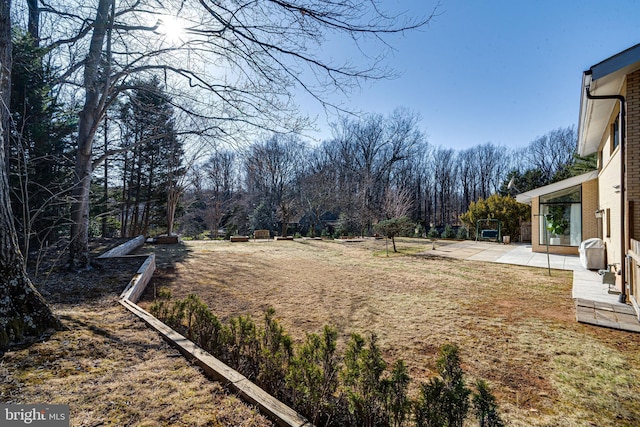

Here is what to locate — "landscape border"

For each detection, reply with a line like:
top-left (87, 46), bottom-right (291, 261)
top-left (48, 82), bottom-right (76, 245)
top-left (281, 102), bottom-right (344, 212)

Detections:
top-left (103, 237), bottom-right (312, 427)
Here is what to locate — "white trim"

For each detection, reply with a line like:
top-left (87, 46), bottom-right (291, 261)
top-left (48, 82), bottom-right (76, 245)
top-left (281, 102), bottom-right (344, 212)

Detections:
top-left (515, 171), bottom-right (598, 205)
top-left (578, 44), bottom-right (640, 156)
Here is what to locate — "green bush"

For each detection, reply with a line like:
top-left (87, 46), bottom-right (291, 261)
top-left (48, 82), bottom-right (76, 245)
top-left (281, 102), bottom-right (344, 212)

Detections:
top-left (441, 225), bottom-right (455, 239)
top-left (460, 194), bottom-right (530, 241)
top-left (342, 333), bottom-right (389, 426)
top-left (473, 380), bottom-right (504, 427)
top-left (456, 227), bottom-right (468, 240)
top-left (287, 326), bottom-right (342, 426)
top-left (427, 227), bottom-right (439, 239)
top-left (151, 295), bottom-right (501, 427)
top-left (259, 307), bottom-right (294, 398)
top-left (414, 344), bottom-right (470, 427)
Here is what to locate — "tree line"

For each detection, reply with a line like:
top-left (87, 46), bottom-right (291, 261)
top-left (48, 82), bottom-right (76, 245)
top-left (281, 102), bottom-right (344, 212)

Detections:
top-left (8, 45), bottom-right (581, 248)
top-left (179, 118), bottom-right (579, 240)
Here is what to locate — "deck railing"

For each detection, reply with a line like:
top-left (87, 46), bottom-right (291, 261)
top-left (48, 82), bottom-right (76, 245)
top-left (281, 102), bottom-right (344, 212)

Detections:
top-left (628, 238), bottom-right (640, 320)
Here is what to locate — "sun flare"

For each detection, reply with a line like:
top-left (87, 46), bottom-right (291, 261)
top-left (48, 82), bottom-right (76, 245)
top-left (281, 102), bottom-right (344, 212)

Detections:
top-left (158, 15), bottom-right (185, 44)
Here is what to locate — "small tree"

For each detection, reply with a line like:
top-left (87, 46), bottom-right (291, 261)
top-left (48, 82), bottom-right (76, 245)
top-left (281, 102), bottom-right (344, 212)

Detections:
top-left (460, 194), bottom-right (530, 241)
top-left (374, 216), bottom-right (415, 254)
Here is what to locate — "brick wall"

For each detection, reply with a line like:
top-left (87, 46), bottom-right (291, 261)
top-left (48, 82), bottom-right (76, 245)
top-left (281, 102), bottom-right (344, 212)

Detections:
top-left (582, 179), bottom-right (600, 241)
top-left (627, 70), bottom-right (640, 243)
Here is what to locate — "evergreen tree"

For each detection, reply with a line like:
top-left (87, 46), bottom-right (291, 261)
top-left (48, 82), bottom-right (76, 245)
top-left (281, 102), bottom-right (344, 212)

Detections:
top-left (118, 77), bottom-right (183, 236)
top-left (9, 30), bottom-right (75, 254)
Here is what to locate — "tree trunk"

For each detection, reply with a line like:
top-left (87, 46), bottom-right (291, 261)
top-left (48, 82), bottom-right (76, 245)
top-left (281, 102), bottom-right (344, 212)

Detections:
top-left (0, 0), bottom-right (11, 174)
top-left (0, 114), bottom-right (61, 352)
top-left (26, 0), bottom-right (39, 44)
top-left (68, 0), bottom-right (112, 269)
top-left (102, 115), bottom-right (108, 237)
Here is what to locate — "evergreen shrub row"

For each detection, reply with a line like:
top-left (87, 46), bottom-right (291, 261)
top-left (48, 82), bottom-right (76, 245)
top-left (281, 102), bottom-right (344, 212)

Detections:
top-left (150, 292), bottom-right (503, 427)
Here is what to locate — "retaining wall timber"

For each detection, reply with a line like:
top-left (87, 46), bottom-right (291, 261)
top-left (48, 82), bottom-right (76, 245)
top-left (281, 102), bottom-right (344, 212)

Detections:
top-left (101, 237), bottom-right (312, 427)
top-left (97, 235), bottom-right (145, 258)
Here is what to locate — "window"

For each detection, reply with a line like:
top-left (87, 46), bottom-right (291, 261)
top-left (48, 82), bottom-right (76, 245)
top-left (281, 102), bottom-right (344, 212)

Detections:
top-left (539, 186), bottom-right (582, 246)
top-left (606, 208), bottom-right (611, 238)
top-left (612, 116), bottom-right (620, 152)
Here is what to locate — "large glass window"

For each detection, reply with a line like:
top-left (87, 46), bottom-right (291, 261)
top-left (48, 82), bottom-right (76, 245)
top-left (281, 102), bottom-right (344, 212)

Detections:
top-left (539, 186), bottom-right (582, 246)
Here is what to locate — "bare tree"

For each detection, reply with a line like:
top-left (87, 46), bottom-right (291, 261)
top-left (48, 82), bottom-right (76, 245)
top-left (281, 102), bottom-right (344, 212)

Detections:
top-left (526, 126), bottom-right (577, 182)
top-left (299, 145), bottom-right (339, 237)
top-left (202, 149), bottom-right (237, 238)
top-left (245, 135), bottom-right (307, 236)
top-left (35, 0), bottom-right (435, 268)
top-left (333, 109), bottom-right (423, 234)
top-left (433, 147), bottom-right (457, 226)
top-left (383, 186), bottom-right (413, 220)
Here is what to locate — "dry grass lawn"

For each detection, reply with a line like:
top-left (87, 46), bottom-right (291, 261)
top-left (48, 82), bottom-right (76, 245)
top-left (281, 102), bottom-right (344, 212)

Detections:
top-left (139, 238), bottom-right (640, 427)
top-left (1, 255), bottom-right (273, 427)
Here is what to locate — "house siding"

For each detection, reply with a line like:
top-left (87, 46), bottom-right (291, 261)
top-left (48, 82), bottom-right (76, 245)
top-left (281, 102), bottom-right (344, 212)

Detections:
top-left (599, 137), bottom-right (623, 269)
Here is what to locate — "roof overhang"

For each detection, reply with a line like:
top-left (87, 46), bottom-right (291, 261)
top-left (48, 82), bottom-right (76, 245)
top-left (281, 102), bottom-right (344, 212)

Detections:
top-left (515, 170), bottom-right (599, 205)
top-left (578, 43), bottom-right (640, 156)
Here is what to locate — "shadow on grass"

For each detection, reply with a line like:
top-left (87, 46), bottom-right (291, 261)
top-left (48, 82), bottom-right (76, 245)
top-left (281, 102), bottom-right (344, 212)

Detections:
top-left (133, 242), bottom-right (192, 269)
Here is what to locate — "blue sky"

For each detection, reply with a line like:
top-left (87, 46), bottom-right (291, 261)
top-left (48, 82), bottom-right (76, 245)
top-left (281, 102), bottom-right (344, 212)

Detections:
top-left (303, 0), bottom-right (640, 150)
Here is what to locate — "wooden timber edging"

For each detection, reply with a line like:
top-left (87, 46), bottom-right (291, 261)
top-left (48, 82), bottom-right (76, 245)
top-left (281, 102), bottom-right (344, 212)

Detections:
top-left (101, 238), bottom-right (313, 427)
top-left (120, 299), bottom-right (312, 427)
top-left (97, 235), bottom-right (145, 258)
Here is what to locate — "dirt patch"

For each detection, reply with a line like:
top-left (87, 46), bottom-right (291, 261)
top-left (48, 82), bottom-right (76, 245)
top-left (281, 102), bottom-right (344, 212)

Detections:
top-left (0, 242), bottom-right (273, 427)
top-left (138, 238), bottom-right (640, 427)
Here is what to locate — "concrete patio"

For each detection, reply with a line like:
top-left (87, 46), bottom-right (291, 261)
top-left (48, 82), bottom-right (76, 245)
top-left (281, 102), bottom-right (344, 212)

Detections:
top-left (429, 240), bottom-right (640, 333)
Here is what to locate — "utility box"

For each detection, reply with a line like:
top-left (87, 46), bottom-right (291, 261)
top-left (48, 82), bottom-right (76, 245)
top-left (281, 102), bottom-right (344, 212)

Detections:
top-left (579, 238), bottom-right (605, 270)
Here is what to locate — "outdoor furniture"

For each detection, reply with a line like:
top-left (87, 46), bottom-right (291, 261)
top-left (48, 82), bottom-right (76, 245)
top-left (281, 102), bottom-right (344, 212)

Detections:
top-left (254, 229), bottom-right (270, 240)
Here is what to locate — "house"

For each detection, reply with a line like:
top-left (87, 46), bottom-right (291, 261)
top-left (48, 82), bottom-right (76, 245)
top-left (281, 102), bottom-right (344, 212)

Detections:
top-left (516, 170), bottom-right (599, 255)
top-left (517, 43), bottom-right (640, 312)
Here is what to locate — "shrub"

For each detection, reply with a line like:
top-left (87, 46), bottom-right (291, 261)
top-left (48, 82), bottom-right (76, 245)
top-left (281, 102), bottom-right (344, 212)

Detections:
top-left (224, 225), bottom-right (238, 240)
top-left (287, 326), bottom-right (342, 426)
top-left (427, 227), bottom-right (439, 239)
top-left (384, 360), bottom-right (411, 427)
top-left (259, 307), bottom-right (294, 398)
top-left (151, 295), bottom-right (501, 427)
top-left (342, 333), bottom-right (389, 427)
top-left (473, 380), bottom-right (504, 427)
top-left (441, 225), bottom-right (455, 239)
top-left (460, 194), bottom-right (530, 241)
top-left (340, 333), bottom-right (410, 427)
top-left (414, 344), bottom-right (470, 427)
top-left (456, 227), bottom-right (468, 240)
top-left (227, 314), bottom-right (261, 380)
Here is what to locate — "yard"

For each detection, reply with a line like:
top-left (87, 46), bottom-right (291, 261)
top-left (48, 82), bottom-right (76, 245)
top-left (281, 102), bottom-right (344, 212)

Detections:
top-left (0, 248), bottom-right (272, 427)
top-left (138, 237), bottom-right (640, 427)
